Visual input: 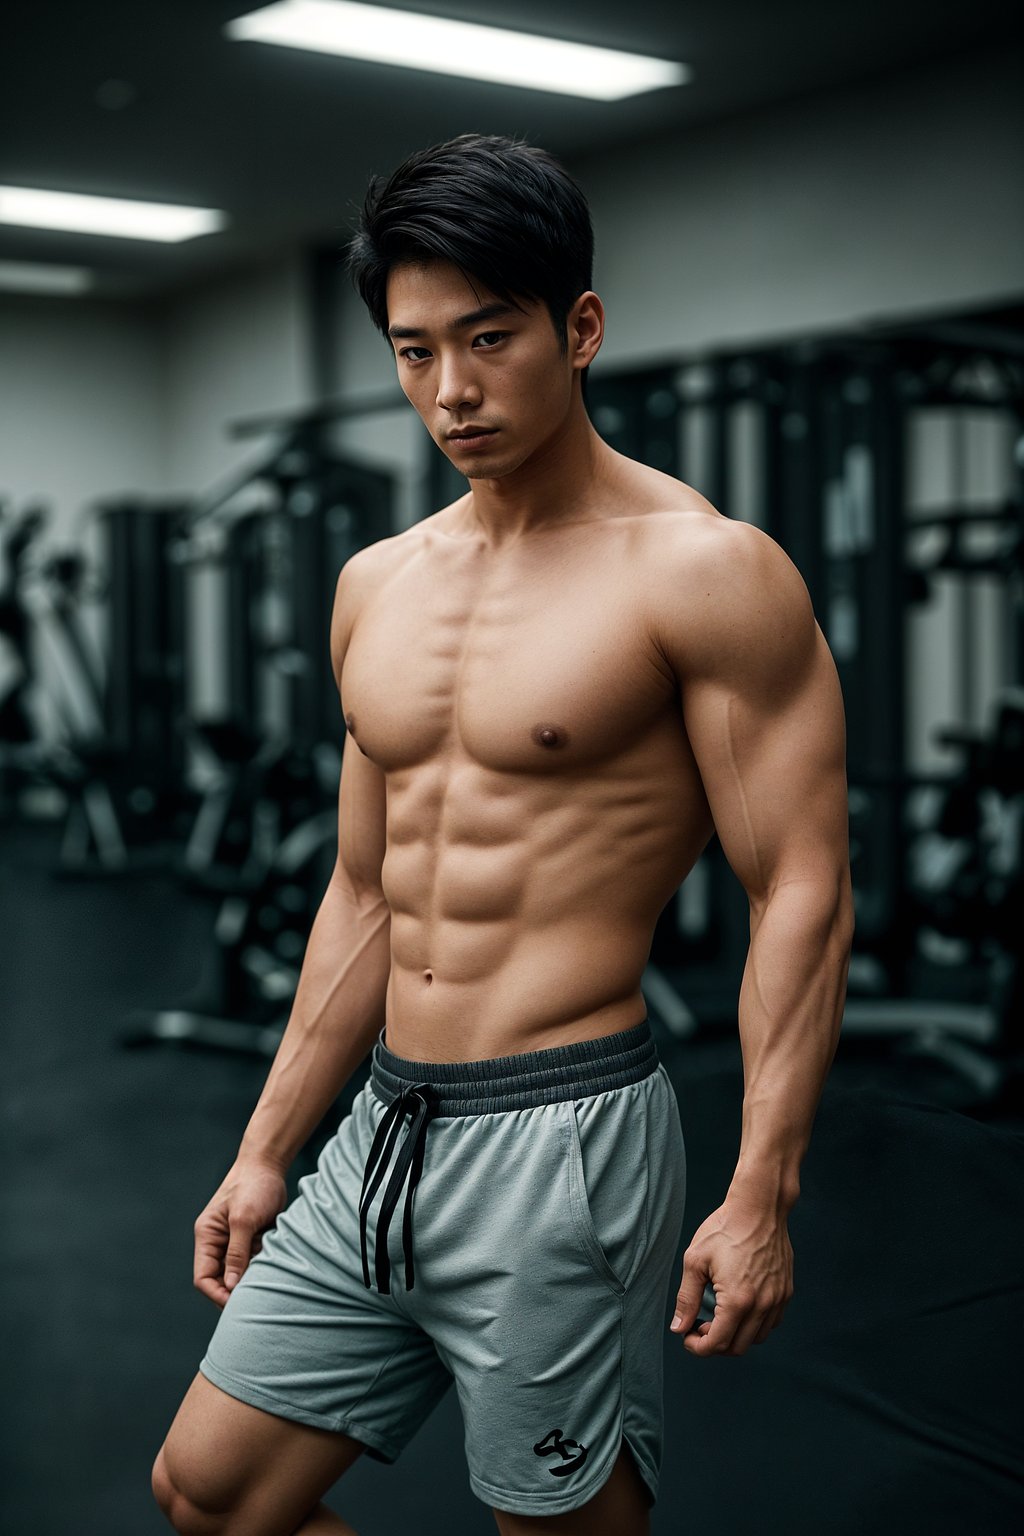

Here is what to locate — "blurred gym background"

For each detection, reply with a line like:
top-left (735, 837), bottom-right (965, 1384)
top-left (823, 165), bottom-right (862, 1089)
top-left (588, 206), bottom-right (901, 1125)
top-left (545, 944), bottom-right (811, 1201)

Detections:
top-left (2, 4), bottom-right (1022, 1533)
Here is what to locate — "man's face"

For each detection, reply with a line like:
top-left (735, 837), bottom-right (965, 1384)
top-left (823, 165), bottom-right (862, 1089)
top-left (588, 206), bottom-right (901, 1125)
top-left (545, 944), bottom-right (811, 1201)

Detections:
top-left (385, 259), bottom-right (577, 480)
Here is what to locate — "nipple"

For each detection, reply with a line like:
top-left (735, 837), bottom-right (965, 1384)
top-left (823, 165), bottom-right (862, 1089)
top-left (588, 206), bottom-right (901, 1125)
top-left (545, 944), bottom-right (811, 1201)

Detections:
top-left (531, 723), bottom-right (565, 749)
top-left (344, 712), bottom-right (356, 735)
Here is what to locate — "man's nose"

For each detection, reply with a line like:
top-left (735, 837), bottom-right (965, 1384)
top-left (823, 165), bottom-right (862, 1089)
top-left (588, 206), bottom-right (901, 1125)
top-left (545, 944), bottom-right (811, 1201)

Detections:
top-left (436, 357), bottom-right (481, 412)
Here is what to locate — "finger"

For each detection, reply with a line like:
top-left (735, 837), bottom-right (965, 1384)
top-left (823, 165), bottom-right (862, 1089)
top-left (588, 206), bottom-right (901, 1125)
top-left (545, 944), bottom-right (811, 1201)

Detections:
top-left (224, 1223), bottom-right (255, 1290)
top-left (759, 1299), bottom-right (787, 1342)
top-left (669, 1258), bottom-right (709, 1335)
top-left (751, 1311), bottom-right (776, 1347)
top-left (738, 1292), bottom-right (790, 1350)
top-left (194, 1275), bottom-right (230, 1307)
top-left (729, 1309), bottom-right (771, 1355)
top-left (193, 1216), bottom-right (226, 1287)
top-left (193, 1236), bottom-right (231, 1307)
top-left (684, 1301), bottom-right (742, 1356)
top-left (681, 1320), bottom-right (715, 1355)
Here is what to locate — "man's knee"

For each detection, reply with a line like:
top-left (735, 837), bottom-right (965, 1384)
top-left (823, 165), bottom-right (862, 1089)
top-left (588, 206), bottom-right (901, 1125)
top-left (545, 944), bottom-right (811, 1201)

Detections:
top-left (151, 1443), bottom-right (220, 1535)
top-left (152, 1447), bottom-right (171, 1511)
top-left (151, 1446), bottom-right (181, 1523)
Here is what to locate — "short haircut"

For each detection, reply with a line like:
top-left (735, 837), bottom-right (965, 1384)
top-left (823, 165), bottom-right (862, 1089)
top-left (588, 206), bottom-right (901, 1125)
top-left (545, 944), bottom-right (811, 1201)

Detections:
top-left (347, 133), bottom-right (594, 355)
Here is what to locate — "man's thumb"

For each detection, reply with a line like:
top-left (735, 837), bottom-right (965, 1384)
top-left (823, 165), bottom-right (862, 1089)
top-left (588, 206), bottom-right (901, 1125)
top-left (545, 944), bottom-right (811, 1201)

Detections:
top-left (670, 1260), bottom-right (708, 1332)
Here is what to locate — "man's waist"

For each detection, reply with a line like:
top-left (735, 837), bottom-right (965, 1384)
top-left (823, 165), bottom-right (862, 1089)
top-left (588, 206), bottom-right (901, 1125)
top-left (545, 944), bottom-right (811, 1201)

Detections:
top-left (369, 1015), bottom-right (656, 1117)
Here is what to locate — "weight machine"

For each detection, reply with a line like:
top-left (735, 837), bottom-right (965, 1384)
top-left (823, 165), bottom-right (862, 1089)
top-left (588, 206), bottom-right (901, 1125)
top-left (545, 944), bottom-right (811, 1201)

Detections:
top-left (129, 408), bottom-right (395, 1055)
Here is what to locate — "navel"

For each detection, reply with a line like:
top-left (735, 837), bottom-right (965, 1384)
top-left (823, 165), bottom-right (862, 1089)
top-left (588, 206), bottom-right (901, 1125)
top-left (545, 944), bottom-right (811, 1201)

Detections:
top-left (531, 723), bottom-right (567, 750)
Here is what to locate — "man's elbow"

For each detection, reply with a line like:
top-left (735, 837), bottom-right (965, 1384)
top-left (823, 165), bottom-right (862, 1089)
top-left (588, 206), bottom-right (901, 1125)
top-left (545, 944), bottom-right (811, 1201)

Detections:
top-left (827, 873), bottom-right (857, 963)
top-left (331, 857), bottom-right (390, 916)
top-left (760, 864), bottom-right (855, 949)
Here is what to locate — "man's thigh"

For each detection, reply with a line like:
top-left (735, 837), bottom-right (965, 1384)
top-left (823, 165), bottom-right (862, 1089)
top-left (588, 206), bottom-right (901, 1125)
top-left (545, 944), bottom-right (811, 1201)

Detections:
top-left (196, 1081), bottom-right (453, 1459)
top-left (154, 1370), bottom-right (367, 1535)
top-left (408, 1064), bottom-right (686, 1518)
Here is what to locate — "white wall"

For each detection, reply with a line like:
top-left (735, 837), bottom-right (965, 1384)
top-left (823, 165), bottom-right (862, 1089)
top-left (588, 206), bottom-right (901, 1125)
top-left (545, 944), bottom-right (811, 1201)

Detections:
top-left (0, 294), bottom-right (165, 739)
top-left (3, 45), bottom-right (1019, 537)
top-left (328, 44), bottom-right (1024, 567)
top-left (160, 254), bottom-right (311, 496)
top-left (0, 255), bottom-right (314, 740)
top-left (579, 46), bottom-right (1024, 365)
top-left (158, 255), bottom-right (314, 725)
top-left (0, 252), bottom-right (312, 521)
top-left (330, 49), bottom-right (1024, 388)
top-left (0, 293), bottom-right (163, 533)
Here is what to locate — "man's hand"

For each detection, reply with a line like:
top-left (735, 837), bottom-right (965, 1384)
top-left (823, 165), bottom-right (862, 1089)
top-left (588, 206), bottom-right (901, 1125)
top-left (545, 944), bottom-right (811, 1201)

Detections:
top-left (193, 1156), bottom-right (289, 1309)
top-left (669, 1192), bottom-right (794, 1356)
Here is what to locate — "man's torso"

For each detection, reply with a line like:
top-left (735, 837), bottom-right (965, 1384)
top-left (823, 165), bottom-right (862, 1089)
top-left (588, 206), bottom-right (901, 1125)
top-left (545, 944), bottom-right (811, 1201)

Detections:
top-left (340, 472), bottom-right (721, 1061)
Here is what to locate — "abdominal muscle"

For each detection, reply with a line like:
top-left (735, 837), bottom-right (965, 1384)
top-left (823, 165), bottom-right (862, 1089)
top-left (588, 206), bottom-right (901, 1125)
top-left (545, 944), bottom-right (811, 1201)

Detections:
top-left (378, 752), bottom-right (705, 1064)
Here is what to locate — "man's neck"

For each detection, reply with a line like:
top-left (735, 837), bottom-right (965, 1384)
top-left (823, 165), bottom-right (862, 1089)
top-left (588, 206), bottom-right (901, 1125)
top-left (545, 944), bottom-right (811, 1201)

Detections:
top-left (457, 404), bottom-right (618, 548)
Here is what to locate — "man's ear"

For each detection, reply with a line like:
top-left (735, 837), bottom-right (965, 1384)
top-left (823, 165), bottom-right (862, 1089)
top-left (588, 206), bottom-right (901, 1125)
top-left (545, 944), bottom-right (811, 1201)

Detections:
top-left (570, 291), bottom-right (604, 371)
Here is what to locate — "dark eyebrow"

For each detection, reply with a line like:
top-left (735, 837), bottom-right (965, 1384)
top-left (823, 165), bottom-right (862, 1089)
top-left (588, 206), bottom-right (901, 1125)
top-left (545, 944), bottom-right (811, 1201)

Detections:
top-left (387, 301), bottom-right (516, 341)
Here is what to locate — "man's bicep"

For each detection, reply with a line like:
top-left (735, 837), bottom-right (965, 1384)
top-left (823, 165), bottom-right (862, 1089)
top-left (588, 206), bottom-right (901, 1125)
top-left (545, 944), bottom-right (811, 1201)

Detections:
top-left (681, 620), bottom-right (850, 907)
top-left (334, 728), bottom-right (388, 898)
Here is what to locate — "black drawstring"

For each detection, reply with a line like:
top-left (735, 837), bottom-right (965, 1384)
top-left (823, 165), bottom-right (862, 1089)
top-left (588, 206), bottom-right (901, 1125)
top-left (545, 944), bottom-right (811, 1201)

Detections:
top-left (359, 1081), bottom-right (439, 1293)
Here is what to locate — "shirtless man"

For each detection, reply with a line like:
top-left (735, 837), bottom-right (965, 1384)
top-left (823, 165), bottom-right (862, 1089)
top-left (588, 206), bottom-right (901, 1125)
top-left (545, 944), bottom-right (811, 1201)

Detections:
top-left (153, 134), bottom-right (854, 1536)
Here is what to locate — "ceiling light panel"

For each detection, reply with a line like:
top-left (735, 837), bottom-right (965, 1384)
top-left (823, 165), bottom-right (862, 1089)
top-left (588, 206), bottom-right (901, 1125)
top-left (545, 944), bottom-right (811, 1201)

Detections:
top-left (0, 188), bottom-right (227, 243)
top-left (226, 1), bottom-right (690, 100)
top-left (0, 261), bottom-right (94, 295)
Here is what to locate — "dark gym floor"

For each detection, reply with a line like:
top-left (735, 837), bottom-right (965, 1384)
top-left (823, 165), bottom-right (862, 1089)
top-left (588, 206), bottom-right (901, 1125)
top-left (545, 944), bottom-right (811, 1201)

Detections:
top-left (3, 819), bottom-right (1023, 1536)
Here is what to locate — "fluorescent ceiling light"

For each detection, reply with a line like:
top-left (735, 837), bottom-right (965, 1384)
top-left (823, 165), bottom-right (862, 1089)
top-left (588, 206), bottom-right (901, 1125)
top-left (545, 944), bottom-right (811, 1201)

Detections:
top-left (0, 187), bottom-right (226, 243)
top-left (0, 261), bottom-right (95, 295)
top-left (226, 1), bottom-right (690, 100)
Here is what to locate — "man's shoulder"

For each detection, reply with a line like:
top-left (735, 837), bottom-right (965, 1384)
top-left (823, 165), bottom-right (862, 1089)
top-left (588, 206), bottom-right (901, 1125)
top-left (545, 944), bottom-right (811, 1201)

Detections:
top-left (634, 484), bottom-right (804, 605)
top-left (639, 497), bottom-right (816, 683)
top-left (330, 529), bottom-right (415, 675)
top-left (335, 518), bottom-right (426, 590)
top-left (613, 461), bottom-right (738, 556)
top-left (340, 495), bottom-right (470, 577)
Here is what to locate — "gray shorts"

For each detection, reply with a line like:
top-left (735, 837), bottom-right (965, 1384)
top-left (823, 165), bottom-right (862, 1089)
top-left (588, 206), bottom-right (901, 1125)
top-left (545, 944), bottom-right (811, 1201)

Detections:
top-left (198, 1017), bottom-right (687, 1517)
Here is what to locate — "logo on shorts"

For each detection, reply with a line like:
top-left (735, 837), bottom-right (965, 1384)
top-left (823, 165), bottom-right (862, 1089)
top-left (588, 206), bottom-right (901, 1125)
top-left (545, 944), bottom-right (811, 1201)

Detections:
top-left (533, 1427), bottom-right (589, 1477)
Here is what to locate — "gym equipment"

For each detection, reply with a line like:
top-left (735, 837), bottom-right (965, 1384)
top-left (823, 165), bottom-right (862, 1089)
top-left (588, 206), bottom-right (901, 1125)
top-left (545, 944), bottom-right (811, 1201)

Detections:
top-left (127, 415), bottom-right (396, 1054)
top-left (0, 494), bottom-right (196, 867)
top-left (0, 499), bottom-right (136, 841)
top-left (171, 423), bottom-right (393, 895)
top-left (0, 499), bottom-right (51, 815)
top-left (846, 691), bottom-right (1023, 1099)
top-left (0, 499), bottom-right (47, 743)
top-left (124, 749), bottom-right (341, 1057)
top-left (42, 500), bottom-right (193, 873)
top-left (580, 314), bottom-right (1023, 1112)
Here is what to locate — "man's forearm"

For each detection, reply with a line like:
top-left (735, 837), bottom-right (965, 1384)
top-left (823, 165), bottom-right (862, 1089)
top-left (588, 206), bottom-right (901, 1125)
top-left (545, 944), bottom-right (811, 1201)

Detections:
top-left (727, 873), bottom-right (854, 1214)
top-left (237, 873), bottom-right (392, 1173)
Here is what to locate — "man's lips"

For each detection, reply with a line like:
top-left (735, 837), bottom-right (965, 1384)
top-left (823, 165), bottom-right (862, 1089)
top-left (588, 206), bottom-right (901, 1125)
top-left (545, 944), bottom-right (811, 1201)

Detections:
top-left (446, 427), bottom-right (497, 441)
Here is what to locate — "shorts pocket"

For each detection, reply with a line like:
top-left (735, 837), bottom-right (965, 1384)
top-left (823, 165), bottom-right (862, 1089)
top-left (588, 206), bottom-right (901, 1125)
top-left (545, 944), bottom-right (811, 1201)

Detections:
top-left (564, 1082), bottom-right (652, 1296)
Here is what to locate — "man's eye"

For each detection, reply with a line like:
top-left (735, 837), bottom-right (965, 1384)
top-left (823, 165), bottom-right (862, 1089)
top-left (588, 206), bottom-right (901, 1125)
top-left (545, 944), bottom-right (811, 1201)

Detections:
top-left (474, 331), bottom-right (508, 347)
top-left (400, 347), bottom-right (431, 362)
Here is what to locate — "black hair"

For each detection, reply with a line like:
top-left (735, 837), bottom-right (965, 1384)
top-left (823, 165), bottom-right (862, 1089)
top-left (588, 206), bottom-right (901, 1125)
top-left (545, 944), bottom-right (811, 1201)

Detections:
top-left (346, 133), bottom-right (594, 358)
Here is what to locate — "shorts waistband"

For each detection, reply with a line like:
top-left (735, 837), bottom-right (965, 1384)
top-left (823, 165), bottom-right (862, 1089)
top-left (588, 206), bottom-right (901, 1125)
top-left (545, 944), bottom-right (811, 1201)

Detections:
top-left (370, 1016), bottom-right (657, 1117)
